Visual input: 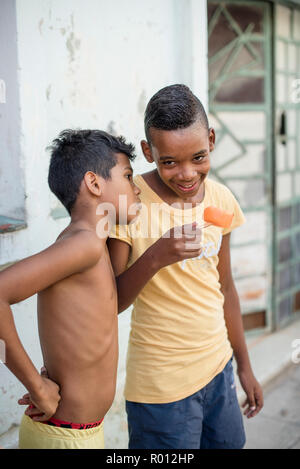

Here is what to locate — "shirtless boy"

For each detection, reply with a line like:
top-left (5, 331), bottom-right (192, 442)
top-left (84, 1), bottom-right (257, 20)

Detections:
top-left (0, 129), bottom-right (141, 449)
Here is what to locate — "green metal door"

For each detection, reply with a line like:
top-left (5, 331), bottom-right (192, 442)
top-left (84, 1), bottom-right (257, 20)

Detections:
top-left (207, 1), bottom-right (273, 332)
top-left (274, 3), bottom-right (300, 329)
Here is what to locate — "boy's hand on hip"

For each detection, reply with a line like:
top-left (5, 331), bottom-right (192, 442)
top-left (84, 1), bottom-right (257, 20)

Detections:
top-left (18, 374), bottom-right (60, 422)
top-left (238, 368), bottom-right (264, 418)
top-left (150, 222), bottom-right (202, 269)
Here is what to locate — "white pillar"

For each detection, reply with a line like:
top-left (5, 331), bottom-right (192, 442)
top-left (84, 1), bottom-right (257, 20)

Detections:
top-left (173, 0), bottom-right (208, 109)
top-left (190, 0), bottom-right (208, 110)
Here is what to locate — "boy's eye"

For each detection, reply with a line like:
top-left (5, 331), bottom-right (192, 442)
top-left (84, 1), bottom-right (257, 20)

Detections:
top-left (162, 156), bottom-right (207, 166)
top-left (194, 155), bottom-right (206, 161)
top-left (126, 173), bottom-right (133, 180)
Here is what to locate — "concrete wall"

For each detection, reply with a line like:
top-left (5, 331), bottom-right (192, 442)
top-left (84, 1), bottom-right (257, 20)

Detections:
top-left (0, 0), bottom-right (208, 448)
top-left (0, 0), bottom-right (24, 220)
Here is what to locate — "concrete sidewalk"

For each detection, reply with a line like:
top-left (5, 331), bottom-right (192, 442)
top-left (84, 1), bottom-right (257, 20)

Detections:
top-left (243, 362), bottom-right (300, 449)
top-left (235, 319), bottom-right (300, 449)
top-left (236, 317), bottom-right (300, 403)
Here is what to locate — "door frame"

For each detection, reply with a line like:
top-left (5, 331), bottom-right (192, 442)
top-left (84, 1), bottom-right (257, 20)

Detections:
top-left (207, 0), bottom-right (274, 334)
top-left (272, 1), bottom-right (300, 330)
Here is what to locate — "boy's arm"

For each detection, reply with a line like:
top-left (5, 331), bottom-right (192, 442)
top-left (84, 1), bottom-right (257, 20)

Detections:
top-left (108, 222), bottom-right (202, 313)
top-left (107, 238), bottom-right (161, 313)
top-left (0, 230), bottom-right (102, 420)
top-left (217, 233), bottom-right (263, 418)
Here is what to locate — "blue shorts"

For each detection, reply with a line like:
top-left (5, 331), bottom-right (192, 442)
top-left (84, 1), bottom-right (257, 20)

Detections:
top-left (126, 357), bottom-right (246, 449)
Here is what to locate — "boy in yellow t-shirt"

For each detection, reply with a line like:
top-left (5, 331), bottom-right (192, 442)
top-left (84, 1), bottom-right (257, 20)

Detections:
top-left (108, 84), bottom-right (263, 449)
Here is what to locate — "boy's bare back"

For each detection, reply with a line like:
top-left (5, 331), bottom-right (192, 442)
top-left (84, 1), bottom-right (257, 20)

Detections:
top-left (38, 225), bottom-right (118, 423)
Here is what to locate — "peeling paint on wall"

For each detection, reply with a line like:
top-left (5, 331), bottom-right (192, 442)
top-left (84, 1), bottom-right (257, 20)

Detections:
top-left (46, 84), bottom-right (51, 101)
top-left (138, 89), bottom-right (147, 115)
top-left (0, 79), bottom-right (6, 104)
top-left (38, 18), bottom-right (44, 35)
top-left (107, 120), bottom-right (117, 136)
top-left (241, 289), bottom-right (265, 300)
top-left (66, 32), bottom-right (81, 63)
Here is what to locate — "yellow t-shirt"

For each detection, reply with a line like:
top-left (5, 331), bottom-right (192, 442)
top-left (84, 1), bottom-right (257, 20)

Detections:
top-left (110, 175), bottom-right (246, 404)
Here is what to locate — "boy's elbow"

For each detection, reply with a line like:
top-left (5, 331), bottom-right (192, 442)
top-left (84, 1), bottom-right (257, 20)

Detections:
top-left (220, 276), bottom-right (236, 296)
top-left (116, 290), bottom-right (128, 314)
top-left (115, 274), bottom-right (133, 314)
top-left (116, 285), bottom-right (130, 314)
top-left (0, 284), bottom-right (19, 305)
top-left (0, 288), bottom-right (10, 305)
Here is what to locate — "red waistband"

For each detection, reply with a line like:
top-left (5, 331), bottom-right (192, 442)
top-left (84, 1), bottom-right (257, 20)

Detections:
top-left (44, 416), bottom-right (104, 430)
top-left (28, 406), bottom-right (103, 430)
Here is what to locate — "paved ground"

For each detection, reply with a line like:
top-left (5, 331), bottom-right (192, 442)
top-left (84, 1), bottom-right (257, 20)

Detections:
top-left (243, 363), bottom-right (300, 449)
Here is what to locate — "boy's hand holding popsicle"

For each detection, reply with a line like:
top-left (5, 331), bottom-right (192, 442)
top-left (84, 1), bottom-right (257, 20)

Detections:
top-left (148, 206), bottom-right (233, 270)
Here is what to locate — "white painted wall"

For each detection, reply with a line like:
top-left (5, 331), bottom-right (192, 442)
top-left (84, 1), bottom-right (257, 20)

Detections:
top-left (0, 0), bottom-right (208, 448)
top-left (0, 0), bottom-right (25, 220)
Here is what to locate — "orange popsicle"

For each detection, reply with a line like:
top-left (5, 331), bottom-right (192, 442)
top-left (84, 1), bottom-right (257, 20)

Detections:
top-left (203, 206), bottom-right (233, 229)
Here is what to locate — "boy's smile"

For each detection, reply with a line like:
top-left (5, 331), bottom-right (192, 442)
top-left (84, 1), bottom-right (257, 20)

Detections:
top-left (141, 122), bottom-right (215, 205)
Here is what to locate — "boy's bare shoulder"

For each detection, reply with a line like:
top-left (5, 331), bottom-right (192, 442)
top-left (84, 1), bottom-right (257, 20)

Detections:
top-left (55, 228), bottom-right (104, 267)
top-left (57, 226), bottom-right (99, 243)
top-left (0, 229), bottom-right (104, 305)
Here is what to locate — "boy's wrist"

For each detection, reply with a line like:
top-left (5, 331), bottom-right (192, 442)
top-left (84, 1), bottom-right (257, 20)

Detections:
top-left (234, 352), bottom-right (253, 375)
top-left (144, 244), bottom-right (162, 273)
top-left (26, 372), bottom-right (45, 399)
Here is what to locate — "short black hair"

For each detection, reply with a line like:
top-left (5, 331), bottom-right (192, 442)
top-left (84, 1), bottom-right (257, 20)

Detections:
top-left (144, 84), bottom-right (209, 143)
top-left (48, 129), bottom-right (136, 214)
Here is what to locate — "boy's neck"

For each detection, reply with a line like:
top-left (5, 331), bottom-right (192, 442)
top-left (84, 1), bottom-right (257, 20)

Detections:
top-left (69, 202), bottom-right (109, 241)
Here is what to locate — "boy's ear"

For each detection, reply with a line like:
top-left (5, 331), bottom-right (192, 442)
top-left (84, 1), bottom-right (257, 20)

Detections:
top-left (208, 128), bottom-right (216, 152)
top-left (84, 171), bottom-right (102, 196)
top-left (141, 140), bottom-right (154, 163)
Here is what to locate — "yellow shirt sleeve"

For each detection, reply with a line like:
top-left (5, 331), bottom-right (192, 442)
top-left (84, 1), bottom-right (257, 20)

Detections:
top-left (109, 223), bottom-right (132, 246)
top-left (221, 186), bottom-right (246, 236)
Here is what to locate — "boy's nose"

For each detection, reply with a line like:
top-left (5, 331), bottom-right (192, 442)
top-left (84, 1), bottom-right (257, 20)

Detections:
top-left (134, 183), bottom-right (141, 196)
top-left (178, 168), bottom-right (197, 181)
